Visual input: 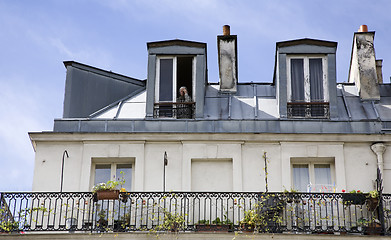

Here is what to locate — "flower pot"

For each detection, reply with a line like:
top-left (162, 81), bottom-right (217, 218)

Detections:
top-left (195, 224), bottom-right (231, 232)
top-left (241, 224), bottom-right (255, 232)
top-left (364, 222), bottom-right (382, 235)
top-left (342, 193), bottom-right (366, 205)
top-left (94, 190), bottom-right (120, 201)
top-left (366, 198), bottom-right (379, 211)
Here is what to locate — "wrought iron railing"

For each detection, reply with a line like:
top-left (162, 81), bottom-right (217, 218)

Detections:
top-left (287, 102), bottom-right (329, 118)
top-left (0, 192), bottom-right (390, 235)
top-left (153, 102), bottom-right (195, 119)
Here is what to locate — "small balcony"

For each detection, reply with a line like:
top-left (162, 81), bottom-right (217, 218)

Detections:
top-left (153, 102), bottom-right (195, 119)
top-left (1, 192), bottom-right (390, 236)
top-left (287, 102), bottom-right (329, 118)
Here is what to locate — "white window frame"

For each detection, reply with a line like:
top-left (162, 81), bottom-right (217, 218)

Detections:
top-left (155, 56), bottom-right (196, 103)
top-left (286, 55), bottom-right (328, 102)
top-left (291, 158), bottom-right (335, 192)
top-left (90, 159), bottom-right (134, 191)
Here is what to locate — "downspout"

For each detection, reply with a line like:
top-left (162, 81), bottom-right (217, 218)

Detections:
top-left (370, 143), bottom-right (386, 176)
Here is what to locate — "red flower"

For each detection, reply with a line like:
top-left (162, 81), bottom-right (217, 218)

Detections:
top-left (342, 189), bottom-right (345, 193)
top-left (357, 190), bottom-right (361, 193)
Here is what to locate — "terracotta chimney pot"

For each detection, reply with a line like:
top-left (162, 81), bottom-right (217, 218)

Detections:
top-left (358, 25), bottom-right (368, 32)
top-left (223, 25), bottom-right (230, 36)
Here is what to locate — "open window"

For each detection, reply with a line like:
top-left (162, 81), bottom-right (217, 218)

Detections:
top-left (154, 56), bottom-right (196, 118)
top-left (291, 158), bottom-right (335, 192)
top-left (287, 55), bottom-right (329, 118)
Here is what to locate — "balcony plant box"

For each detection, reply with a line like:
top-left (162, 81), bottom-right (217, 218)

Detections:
top-left (195, 224), bottom-right (231, 232)
top-left (342, 193), bottom-right (366, 205)
top-left (95, 190), bottom-right (119, 200)
top-left (364, 222), bottom-right (382, 235)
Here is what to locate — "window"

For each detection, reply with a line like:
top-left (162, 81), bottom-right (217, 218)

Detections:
top-left (292, 161), bottom-right (335, 192)
top-left (154, 56), bottom-right (195, 118)
top-left (94, 163), bottom-right (132, 191)
top-left (287, 55), bottom-right (329, 118)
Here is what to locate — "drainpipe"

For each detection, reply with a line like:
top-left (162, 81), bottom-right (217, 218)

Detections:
top-left (370, 143), bottom-right (386, 175)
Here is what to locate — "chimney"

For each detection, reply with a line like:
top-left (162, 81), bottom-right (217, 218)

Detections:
top-left (348, 25), bottom-right (380, 100)
top-left (376, 59), bottom-right (383, 84)
top-left (218, 25), bottom-right (238, 93)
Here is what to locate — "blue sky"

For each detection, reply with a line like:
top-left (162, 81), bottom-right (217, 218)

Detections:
top-left (1, 0), bottom-right (390, 191)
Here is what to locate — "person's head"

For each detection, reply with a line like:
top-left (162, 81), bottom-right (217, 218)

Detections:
top-left (179, 86), bottom-right (188, 96)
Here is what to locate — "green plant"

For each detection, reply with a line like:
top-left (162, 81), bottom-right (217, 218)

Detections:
top-left (240, 209), bottom-right (260, 228)
top-left (368, 190), bottom-right (379, 199)
top-left (92, 171), bottom-right (126, 193)
top-left (0, 220), bottom-right (19, 233)
top-left (156, 211), bottom-right (185, 232)
top-left (212, 216), bottom-right (233, 226)
top-left (197, 219), bottom-right (210, 225)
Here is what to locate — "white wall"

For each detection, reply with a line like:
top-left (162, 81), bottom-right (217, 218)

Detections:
top-left (30, 133), bottom-right (389, 193)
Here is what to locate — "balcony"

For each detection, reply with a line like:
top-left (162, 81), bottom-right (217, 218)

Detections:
top-left (0, 192), bottom-right (390, 236)
top-left (287, 102), bottom-right (329, 118)
top-left (153, 102), bottom-right (195, 119)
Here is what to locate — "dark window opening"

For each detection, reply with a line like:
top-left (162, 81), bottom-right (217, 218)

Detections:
top-left (177, 56), bottom-right (193, 99)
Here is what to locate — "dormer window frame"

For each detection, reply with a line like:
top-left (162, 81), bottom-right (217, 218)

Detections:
top-left (155, 55), bottom-right (197, 103)
top-left (154, 55), bottom-right (197, 118)
top-left (286, 54), bottom-right (329, 103)
top-left (286, 54), bottom-right (330, 119)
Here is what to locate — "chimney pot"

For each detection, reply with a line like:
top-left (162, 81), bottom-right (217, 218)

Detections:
top-left (358, 25), bottom-right (368, 32)
top-left (223, 25), bottom-right (230, 36)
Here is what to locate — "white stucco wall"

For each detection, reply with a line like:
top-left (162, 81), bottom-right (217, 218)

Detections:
top-left (30, 133), bottom-right (390, 193)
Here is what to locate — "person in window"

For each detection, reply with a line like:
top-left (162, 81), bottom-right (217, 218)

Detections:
top-left (177, 86), bottom-right (192, 118)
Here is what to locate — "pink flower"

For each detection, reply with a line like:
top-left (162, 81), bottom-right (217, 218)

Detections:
top-left (342, 189), bottom-right (345, 193)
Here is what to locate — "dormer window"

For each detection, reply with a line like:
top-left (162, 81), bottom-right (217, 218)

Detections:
top-left (154, 56), bottom-right (195, 118)
top-left (287, 55), bottom-right (329, 118)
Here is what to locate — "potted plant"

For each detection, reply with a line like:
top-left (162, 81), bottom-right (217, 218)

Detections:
top-left (156, 211), bottom-right (185, 232)
top-left (195, 217), bottom-right (232, 232)
top-left (114, 213), bottom-right (130, 232)
top-left (96, 209), bottom-right (108, 231)
top-left (92, 171), bottom-right (126, 202)
top-left (366, 190), bottom-right (379, 211)
top-left (240, 209), bottom-right (259, 232)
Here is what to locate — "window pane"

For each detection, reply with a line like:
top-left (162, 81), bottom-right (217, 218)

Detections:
top-left (95, 164), bottom-right (111, 185)
top-left (116, 164), bottom-right (132, 191)
top-left (291, 59), bottom-right (305, 101)
top-left (309, 58), bottom-right (324, 101)
top-left (314, 164), bottom-right (331, 192)
top-left (159, 59), bottom-right (173, 101)
top-left (293, 164), bottom-right (309, 192)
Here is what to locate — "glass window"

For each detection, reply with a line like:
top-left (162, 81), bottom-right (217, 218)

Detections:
top-left (159, 59), bottom-right (174, 102)
top-left (293, 164), bottom-right (310, 192)
top-left (94, 163), bottom-right (132, 191)
top-left (94, 164), bottom-right (111, 186)
top-left (116, 164), bottom-right (132, 190)
top-left (314, 164), bottom-right (331, 191)
top-left (288, 56), bottom-right (327, 103)
top-left (292, 162), bottom-right (333, 192)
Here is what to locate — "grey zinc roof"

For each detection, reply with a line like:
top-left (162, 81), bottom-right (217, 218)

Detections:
top-left (52, 82), bottom-right (391, 134)
top-left (90, 83), bottom-right (389, 122)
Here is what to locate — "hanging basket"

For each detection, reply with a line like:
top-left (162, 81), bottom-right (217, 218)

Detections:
top-left (366, 197), bottom-right (379, 211)
top-left (94, 190), bottom-right (120, 201)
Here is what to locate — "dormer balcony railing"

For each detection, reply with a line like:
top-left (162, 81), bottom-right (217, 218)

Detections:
top-left (153, 102), bottom-right (195, 119)
top-left (287, 102), bottom-right (329, 118)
